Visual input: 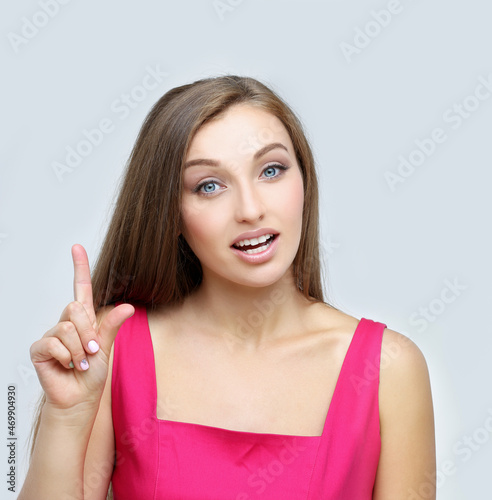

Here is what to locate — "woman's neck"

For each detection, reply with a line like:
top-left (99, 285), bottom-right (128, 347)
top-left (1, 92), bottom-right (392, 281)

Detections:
top-left (182, 272), bottom-right (316, 352)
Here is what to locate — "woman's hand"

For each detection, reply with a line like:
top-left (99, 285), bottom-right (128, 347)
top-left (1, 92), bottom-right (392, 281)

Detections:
top-left (29, 244), bottom-right (134, 413)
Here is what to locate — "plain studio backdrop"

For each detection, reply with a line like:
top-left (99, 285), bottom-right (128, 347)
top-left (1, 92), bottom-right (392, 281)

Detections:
top-left (1, 1), bottom-right (491, 498)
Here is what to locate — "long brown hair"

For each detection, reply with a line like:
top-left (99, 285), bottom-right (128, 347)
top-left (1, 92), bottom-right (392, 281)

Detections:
top-left (29, 75), bottom-right (339, 498)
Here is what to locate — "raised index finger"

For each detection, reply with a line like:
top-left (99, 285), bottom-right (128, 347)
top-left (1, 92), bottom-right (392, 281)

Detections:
top-left (72, 244), bottom-right (96, 327)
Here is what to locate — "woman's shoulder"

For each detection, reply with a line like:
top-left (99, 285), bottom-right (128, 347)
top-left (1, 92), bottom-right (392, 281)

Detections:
top-left (373, 324), bottom-right (436, 495)
top-left (375, 323), bottom-right (434, 448)
top-left (307, 301), bottom-right (359, 332)
top-left (312, 302), bottom-right (429, 376)
top-left (320, 305), bottom-right (434, 449)
top-left (379, 325), bottom-right (430, 382)
top-left (303, 302), bottom-right (370, 362)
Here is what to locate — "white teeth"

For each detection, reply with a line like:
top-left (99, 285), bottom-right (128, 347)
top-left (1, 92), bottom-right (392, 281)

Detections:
top-left (234, 233), bottom-right (273, 248)
top-left (234, 234), bottom-right (276, 254)
top-left (242, 243), bottom-right (270, 254)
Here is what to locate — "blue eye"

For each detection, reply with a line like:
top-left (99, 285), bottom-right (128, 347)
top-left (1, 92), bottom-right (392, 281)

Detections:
top-left (264, 163), bottom-right (289, 178)
top-left (199, 181), bottom-right (219, 194)
top-left (192, 163), bottom-right (289, 197)
top-left (264, 166), bottom-right (278, 178)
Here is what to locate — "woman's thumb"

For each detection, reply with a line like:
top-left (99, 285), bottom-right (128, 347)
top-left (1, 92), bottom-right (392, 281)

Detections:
top-left (97, 304), bottom-right (135, 355)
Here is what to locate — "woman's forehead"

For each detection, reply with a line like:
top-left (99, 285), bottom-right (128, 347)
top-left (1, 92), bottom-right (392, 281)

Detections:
top-left (186, 105), bottom-right (292, 159)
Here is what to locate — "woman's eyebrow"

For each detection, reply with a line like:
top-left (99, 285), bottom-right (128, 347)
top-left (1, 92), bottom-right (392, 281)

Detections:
top-left (184, 142), bottom-right (289, 169)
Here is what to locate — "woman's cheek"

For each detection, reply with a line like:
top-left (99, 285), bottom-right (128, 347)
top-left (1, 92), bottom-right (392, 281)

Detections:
top-left (181, 203), bottom-right (224, 248)
top-left (280, 176), bottom-right (304, 221)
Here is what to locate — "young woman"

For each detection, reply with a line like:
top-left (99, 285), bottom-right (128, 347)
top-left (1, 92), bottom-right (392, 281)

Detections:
top-left (19, 76), bottom-right (436, 499)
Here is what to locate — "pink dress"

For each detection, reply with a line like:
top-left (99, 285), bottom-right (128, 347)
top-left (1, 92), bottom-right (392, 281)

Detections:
top-left (111, 302), bottom-right (386, 499)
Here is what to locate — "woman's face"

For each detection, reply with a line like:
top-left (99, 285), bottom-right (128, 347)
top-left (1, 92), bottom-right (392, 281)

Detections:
top-left (180, 104), bottom-right (305, 289)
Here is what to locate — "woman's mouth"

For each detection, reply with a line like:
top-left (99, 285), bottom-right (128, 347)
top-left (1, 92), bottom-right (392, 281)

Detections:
top-left (232, 234), bottom-right (278, 254)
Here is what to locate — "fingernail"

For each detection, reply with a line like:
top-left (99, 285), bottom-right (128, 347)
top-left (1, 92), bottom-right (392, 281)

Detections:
top-left (69, 361), bottom-right (74, 369)
top-left (80, 359), bottom-right (89, 370)
top-left (88, 340), bottom-right (99, 353)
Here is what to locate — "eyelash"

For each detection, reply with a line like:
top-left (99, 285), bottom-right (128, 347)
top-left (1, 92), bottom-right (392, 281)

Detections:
top-left (192, 163), bottom-right (289, 197)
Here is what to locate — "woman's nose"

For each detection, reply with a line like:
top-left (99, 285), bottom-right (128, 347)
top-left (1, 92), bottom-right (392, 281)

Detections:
top-left (234, 182), bottom-right (266, 222)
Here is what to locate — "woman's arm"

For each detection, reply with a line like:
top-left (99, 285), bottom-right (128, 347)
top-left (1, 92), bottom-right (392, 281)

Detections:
top-left (18, 245), bottom-right (132, 500)
top-left (19, 306), bottom-right (117, 500)
top-left (19, 400), bottom-right (100, 499)
top-left (373, 328), bottom-right (436, 500)
top-left (83, 331), bottom-right (116, 499)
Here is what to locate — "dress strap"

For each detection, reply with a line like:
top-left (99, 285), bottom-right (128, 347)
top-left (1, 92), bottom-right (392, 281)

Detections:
top-left (337, 318), bottom-right (387, 409)
top-left (112, 302), bottom-right (157, 425)
top-left (307, 318), bottom-right (387, 499)
top-left (111, 303), bottom-right (160, 496)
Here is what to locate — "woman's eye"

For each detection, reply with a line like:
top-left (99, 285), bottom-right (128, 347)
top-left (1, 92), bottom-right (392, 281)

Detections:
top-left (192, 163), bottom-right (289, 196)
top-left (263, 166), bottom-right (278, 178)
top-left (262, 163), bottom-right (289, 179)
top-left (194, 181), bottom-right (220, 195)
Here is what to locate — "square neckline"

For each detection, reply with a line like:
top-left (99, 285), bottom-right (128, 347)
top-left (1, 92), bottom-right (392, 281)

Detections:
top-left (143, 304), bottom-right (364, 440)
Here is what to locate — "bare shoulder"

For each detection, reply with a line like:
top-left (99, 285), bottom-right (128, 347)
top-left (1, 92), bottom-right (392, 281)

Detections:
top-left (304, 303), bottom-right (429, 375)
top-left (373, 326), bottom-right (436, 499)
top-left (303, 303), bottom-right (367, 361)
top-left (308, 302), bottom-right (361, 333)
top-left (313, 305), bottom-right (434, 420)
top-left (379, 327), bottom-right (432, 401)
top-left (378, 326), bottom-right (434, 431)
top-left (381, 327), bottom-right (428, 362)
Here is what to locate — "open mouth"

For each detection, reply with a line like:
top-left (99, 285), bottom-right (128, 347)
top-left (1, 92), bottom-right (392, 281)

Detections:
top-left (232, 234), bottom-right (278, 254)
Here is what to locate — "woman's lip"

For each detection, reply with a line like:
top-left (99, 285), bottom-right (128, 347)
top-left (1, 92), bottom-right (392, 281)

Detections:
top-left (230, 234), bottom-right (279, 264)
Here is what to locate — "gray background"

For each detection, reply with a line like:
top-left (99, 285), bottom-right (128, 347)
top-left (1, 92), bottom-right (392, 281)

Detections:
top-left (1, 1), bottom-right (491, 498)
